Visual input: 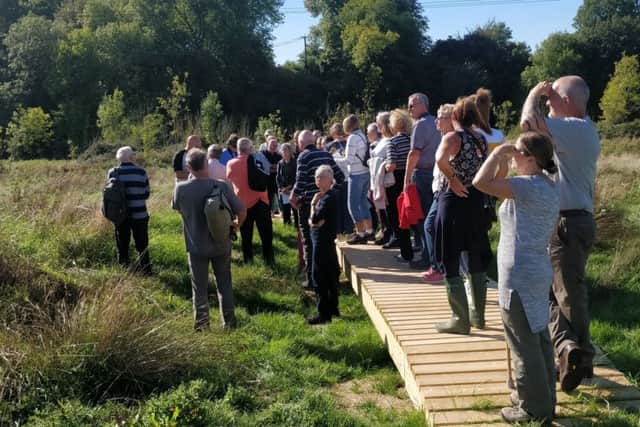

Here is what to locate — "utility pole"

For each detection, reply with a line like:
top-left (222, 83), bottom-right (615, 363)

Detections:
top-left (302, 35), bottom-right (308, 71)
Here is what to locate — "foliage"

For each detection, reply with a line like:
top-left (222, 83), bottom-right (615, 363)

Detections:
top-left (6, 107), bottom-right (54, 159)
top-left (255, 110), bottom-right (286, 144)
top-left (140, 113), bottom-right (167, 152)
top-left (97, 88), bottom-right (130, 143)
top-left (521, 32), bottom-right (583, 88)
top-left (200, 91), bottom-right (224, 144)
top-left (158, 73), bottom-right (190, 141)
top-left (600, 55), bottom-right (640, 125)
top-left (492, 100), bottom-right (519, 135)
top-left (426, 21), bottom-right (530, 110)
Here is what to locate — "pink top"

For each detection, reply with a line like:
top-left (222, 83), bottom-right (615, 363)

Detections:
top-left (226, 154), bottom-right (269, 209)
top-left (208, 158), bottom-right (227, 180)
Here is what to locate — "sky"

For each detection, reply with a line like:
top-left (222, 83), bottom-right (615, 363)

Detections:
top-left (272, 0), bottom-right (584, 65)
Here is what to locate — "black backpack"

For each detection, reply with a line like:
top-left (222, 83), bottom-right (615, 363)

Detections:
top-left (102, 168), bottom-right (128, 224)
top-left (247, 153), bottom-right (269, 192)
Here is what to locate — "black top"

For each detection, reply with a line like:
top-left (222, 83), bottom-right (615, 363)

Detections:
top-left (292, 146), bottom-right (345, 204)
top-left (277, 158), bottom-right (297, 189)
top-left (311, 187), bottom-right (338, 241)
top-left (262, 149), bottom-right (283, 176)
top-left (173, 149), bottom-right (188, 172)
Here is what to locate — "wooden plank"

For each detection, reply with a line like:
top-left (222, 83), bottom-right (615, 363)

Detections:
top-left (408, 349), bottom-right (507, 365)
top-left (337, 243), bottom-right (640, 427)
top-left (421, 376), bottom-right (633, 399)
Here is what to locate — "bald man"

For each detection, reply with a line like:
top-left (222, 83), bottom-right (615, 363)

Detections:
top-left (521, 76), bottom-right (600, 393)
top-left (291, 130), bottom-right (345, 290)
top-left (173, 135), bottom-right (202, 182)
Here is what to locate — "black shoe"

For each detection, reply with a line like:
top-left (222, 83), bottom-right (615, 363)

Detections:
top-left (394, 254), bottom-right (410, 263)
top-left (559, 344), bottom-right (586, 393)
top-left (374, 232), bottom-right (391, 246)
top-left (364, 232), bottom-right (375, 241)
top-left (307, 314), bottom-right (332, 325)
top-left (382, 239), bottom-right (400, 249)
top-left (346, 233), bottom-right (368, 245)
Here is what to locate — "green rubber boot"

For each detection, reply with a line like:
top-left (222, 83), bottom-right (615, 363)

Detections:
top-left (435, 276), bottom-right (470, 335)
top-left (469, 272), bottom-right (487, 329)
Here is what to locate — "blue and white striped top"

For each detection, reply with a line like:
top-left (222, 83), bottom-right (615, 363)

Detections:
top-left (107, 163), bottom-right (150, 220)
top-left (292, 146), bottom-right (345, 204)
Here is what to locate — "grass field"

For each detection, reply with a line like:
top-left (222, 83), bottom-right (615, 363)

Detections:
top-left (0, 138), bottom-right (639, 426)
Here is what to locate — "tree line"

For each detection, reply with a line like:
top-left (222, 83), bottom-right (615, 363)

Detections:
top-left (1, 0), bottom-right (639, 160)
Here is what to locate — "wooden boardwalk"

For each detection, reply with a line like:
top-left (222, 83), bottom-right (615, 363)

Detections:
top-left (337, 243), bottom-right (640, 426)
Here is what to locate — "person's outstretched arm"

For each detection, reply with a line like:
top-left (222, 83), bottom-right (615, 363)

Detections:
top-left (520, 81), bottom-right (552, 138)
top-left (473, 144), bottom-right (514, 199)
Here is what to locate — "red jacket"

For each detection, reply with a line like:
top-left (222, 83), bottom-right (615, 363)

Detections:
top-left (397, 184), bottom-right (425, 229)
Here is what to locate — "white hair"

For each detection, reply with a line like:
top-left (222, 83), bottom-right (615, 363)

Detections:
top-left (315, 164), bottom-right (334, 179)
top-left (237, 137), bottom-right (254, 154)
top-left (116, 146), bottom-right (134, 163)
top-left (409, 92), bottom-right (429, 109)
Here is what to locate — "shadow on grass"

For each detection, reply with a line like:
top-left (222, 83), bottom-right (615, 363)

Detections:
top-left (589, 277), bottom-right (640, 382)
top-left (298, 339), bottom-right (393, 370)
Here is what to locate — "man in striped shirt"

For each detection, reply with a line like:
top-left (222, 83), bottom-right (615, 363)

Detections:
top-left (291, 130), bottom-right (345, 290)
top-left (108, 146), bottom-right (151, 274)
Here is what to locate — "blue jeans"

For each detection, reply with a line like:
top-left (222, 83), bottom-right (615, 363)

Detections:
top-left (411, 168), bottom-right (433, 262)
top-left (424, 192), bottom-right (442, 272)
top-left (348, 172), bottom-right (371, 223)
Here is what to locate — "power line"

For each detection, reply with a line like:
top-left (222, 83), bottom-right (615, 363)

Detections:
top-left (281, 0), bottom-right (560, 13)
top-left (273, 36), bottom-right (304, 47)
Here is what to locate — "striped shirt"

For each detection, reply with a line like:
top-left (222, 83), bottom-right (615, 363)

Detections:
top-left (292, 146), bottom-right (345, 203)
top-left (107, 163), bottom-right (150, 220)
top-left (387, 134), bottom-right (411, 170)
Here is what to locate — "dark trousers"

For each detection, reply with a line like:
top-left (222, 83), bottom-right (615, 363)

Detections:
top-left (115, 217), bottom-right (150, 272)
top-left (385, 169), bottom-right (412, 261)
top-left (412, 168), bottom-right (433, 262)
top-left (240, 200), bottom-right (274, 265)
top-left (424, 192), bottom-right (442, 271)
top-left (549, 212), bottom-right (596, 358)
top-left (280, 196), bottom-right (299, 227)
top-left (311, 231), bottom-right (340, 318)
top-left (436, 188), bottom-right (492, 278)
top-left (298, 202), bottom-right (313, 286)
top-left (267, 176), bottom-right (279, 213)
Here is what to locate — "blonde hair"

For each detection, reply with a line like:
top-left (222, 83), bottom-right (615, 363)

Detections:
top-left (342, 114), bottom-right (360, 134)
top-left (389, 109), bottom-right (413, 135)
top-left (437, 104), bottom-right (455, 119)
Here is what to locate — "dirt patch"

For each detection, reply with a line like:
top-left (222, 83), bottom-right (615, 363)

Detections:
top-left (332, 378), bottom-right (415, 412)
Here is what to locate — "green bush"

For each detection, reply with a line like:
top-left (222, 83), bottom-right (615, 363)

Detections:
top-left (97, 88), bottom-right (130, 144)
top-left (141, 113), bottom-right (168, 151)
top-left (132, 380), bottom-right (240, 427)
top-left (255, 110), bottom-right (285, 144)
top-left (600, 55), bottom-right (640, 125)
top-left (200, 91), bottom-right (224, 144)
top-left (598, 119), bottom-right (640, 139)
top-left (6, 107), bottom-right (55, 160)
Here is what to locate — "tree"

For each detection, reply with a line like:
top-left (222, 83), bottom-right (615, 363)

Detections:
top-left (521, 32), bottom-right (583, 89)
top-left (97, 88), bottom-right (130, 143)
top-left (600, 55), bottom-right (640, 124)
top-left (6, 107), bottom-right (54, 159)
top-left (200, 91), bottom-right (223, 144)
top-left (426, 21), bottom-right (530, 111)
top-left (158, 73), bottom-right (190, 140)
top-left (2, 14), bottom-right (60, 113)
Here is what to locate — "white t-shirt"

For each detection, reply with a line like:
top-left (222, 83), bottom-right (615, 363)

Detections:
top-left (476, 127), bottom-right (505, 153)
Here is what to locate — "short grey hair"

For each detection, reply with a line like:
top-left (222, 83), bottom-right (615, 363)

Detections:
top-left (116, 146), bottom-right (134, 163)
top-left (409, 92), bottom-right (429, 109)
top-left (207, 144), bottom-right (222, 159)
top-left (237, 137), bottom-right (253, 154)
top-left (186, 148), bottom-right (207, 172)
top-left (315, 164), bottom-right (334, 179)
top-left (366, 122), bottom-right (379, 135)
top-left (281, 142), bottom-right (293, 154)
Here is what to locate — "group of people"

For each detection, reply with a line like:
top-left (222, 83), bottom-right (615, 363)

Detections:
top-left (107, 74), bottom-right (600, 425)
